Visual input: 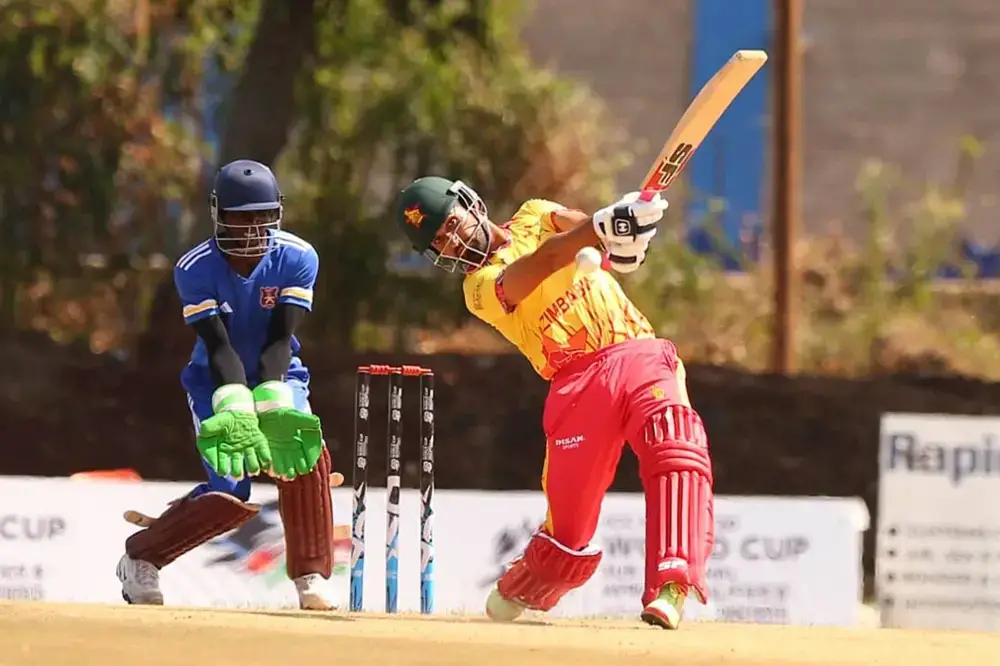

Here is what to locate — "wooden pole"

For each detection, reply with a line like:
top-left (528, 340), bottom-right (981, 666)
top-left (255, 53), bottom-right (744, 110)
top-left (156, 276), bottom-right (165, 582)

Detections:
top-left (771, 0), bottom-right (802, 375)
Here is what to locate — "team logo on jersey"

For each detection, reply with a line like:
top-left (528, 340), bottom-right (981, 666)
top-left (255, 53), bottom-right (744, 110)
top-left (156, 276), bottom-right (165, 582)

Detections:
top-left (259, 286), bottom-right (279, 309)
top-left (403, 205), bottom-right (425, 228)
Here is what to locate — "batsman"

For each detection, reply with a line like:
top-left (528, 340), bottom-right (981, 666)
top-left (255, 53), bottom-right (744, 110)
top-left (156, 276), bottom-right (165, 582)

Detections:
top-left (394, 177), bottom-right (714, 629)
top-left (116, 159), bottom-right (338, 610)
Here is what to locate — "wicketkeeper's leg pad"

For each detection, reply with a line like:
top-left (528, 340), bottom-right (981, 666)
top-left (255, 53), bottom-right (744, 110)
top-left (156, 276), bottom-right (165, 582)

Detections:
top-left (125, 492), bottom-right (260, 569)
top-left (277, 445), bottom-right (334, 579)
top-left (636, 404), bottom-right (714, 607)
top-left (496, 531), bottom-right (602, 612)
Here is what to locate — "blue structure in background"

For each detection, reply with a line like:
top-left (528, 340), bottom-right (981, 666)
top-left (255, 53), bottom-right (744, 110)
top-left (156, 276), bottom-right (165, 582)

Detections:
top-left (686, 0), bottom-right (770, 271)
top-left (688, 0), bottom-right (1000, 278)
top-left (941, 240), bottom-right (1000, 279)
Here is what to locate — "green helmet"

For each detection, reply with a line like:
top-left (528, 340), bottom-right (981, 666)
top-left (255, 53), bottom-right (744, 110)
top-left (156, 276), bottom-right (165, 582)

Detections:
top-left (395, 176), bottom-right (458, 252)
top-left (394, 176), bottom-right (492, 273)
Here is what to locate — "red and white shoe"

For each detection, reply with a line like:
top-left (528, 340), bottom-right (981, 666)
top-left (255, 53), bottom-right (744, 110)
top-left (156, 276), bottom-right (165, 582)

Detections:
top-left (640, 582), bottom-right (687, 630)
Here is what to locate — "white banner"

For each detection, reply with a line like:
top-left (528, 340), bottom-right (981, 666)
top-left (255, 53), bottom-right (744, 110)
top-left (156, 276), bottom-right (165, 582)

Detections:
top-left (878, 413), bottom-right (1000, 631)
top-left (0, 476), bottom-right (867, 626)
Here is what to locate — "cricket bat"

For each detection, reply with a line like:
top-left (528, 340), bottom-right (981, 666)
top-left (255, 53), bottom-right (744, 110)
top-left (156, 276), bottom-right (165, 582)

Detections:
top-left (638, 49), bottom-right (768, 199)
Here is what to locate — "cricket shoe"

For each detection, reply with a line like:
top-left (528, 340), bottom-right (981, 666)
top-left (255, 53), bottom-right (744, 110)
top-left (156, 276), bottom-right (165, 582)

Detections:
top-left (640, 582), bottom-right (687, 630)
top-left (485, 585), bottom-right (526, 622)
top-left (116, 554), bottom-right (164, 605)
top-left (294, 573), bottom-right (338, 611)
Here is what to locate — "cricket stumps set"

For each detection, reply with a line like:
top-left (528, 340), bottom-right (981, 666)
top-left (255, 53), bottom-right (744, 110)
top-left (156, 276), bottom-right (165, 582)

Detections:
top-left (351, 364), bottom-right (435, 615)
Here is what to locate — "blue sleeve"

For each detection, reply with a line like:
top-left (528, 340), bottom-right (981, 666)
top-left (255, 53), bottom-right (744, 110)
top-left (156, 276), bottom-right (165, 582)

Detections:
top-left (174, 263), bottom-right (219, 325)
top-left (278, 247), bottom-right (319, 311)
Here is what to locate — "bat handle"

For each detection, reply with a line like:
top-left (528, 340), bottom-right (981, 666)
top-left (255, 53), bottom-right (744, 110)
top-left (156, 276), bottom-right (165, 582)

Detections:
top-left (637, 189), bottom-right (659, 202)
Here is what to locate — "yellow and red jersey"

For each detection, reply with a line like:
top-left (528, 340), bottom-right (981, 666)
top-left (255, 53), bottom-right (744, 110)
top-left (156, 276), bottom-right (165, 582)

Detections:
top-left (463, 199), bottom-right (656, 380)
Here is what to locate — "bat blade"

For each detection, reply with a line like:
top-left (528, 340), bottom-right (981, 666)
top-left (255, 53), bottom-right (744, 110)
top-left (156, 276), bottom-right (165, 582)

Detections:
top-left (639, 49), bottom-right (767, 196)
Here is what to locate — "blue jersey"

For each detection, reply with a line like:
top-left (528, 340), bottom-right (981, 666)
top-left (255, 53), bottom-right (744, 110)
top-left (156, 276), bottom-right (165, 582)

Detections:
top-left (173, 230), bottom-right (318, 395)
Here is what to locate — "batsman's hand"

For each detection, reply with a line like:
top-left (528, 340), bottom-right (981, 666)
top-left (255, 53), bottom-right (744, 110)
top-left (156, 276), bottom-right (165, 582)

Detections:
top-left (592, 191), bottom-right (667, 247)
top-left (605, 241), bottom-right (649, 274)
top-left (591, 191), bottom-right (666, 274)
top-left (196, 411), bottom-right (272, 480)
top-left (256, 408), bottom-right (324, 482)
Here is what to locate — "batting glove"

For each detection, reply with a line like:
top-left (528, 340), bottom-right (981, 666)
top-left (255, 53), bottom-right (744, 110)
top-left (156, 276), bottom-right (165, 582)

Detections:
top-left (604, 239), bottom-right (649, 274)
top-left (592, 191), bottom-right (666, 272)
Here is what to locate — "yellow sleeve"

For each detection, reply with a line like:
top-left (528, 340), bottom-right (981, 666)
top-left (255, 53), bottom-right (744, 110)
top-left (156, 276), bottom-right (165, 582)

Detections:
top-left (514, 199), bottom-right (564, 236)
top-left (463, 263), bottom-right (514, 326)
top-left (462, 199), bottom-right (566, 326)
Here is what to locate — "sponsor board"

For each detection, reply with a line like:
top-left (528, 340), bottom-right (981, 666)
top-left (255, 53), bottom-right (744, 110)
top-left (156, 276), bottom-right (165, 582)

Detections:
top-left (878, 413), bottom-right (1000, 630)
top-left (0, 476), bottom-right (867, 625)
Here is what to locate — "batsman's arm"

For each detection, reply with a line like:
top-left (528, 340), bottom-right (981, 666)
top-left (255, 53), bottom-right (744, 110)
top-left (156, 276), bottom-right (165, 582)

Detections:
top-left (549, 208), bottom-right (592, 233)
top-left (258, 304), bottom-right (306, 381)
top-left (494, 216), bottom-right (601, 308)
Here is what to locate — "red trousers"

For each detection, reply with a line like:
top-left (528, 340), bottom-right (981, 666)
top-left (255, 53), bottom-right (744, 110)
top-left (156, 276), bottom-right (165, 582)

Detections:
top-left (541, 337), bottom-right (691, 549)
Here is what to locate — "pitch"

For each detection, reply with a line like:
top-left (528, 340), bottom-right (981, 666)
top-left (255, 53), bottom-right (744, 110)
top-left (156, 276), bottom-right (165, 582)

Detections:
top-left (1, 602), bottom-right (998, 666)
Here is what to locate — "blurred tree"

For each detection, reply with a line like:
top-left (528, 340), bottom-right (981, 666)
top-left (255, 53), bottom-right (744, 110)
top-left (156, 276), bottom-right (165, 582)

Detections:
top-left (145, 0), bottom-right (626, 354)
top-left (216, 0), bottom-right (321, 166)
top-left (0, 0), bottom-right (625, 358)
top-left (0, 0), bottom-right (213, 350)
top-left (277, 0), bottom-right (627, 348)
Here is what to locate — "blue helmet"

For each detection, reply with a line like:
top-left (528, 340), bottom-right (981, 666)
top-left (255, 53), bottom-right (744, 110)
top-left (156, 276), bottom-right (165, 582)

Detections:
top-left (210, 159), bottom-right (284, 257)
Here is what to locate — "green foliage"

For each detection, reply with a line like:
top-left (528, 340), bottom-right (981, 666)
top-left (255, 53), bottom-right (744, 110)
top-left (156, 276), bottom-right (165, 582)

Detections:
top-left (276, 0), bottom-right (626, 348)
top-left (628, 137), bottom-right (1000, 378)
top-left (15, 0), bottom-right (997, 380)
top-left (0, 0), bottom-right (249, 349)
top-left (0, 0), bottom-right (625, 353)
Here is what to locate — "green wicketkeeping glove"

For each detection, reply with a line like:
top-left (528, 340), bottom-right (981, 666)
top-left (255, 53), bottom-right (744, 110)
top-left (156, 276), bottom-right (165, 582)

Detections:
top-left (253, 381), bottom-right (324, 481)
top-left (196, 384), bottom-right (272, 479)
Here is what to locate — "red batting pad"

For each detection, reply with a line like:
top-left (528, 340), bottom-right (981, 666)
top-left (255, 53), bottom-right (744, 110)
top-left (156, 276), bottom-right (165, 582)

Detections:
top-left (639, 405), bottom-right (714, 606)
top-left (497, 531), bottom-right (602, 612)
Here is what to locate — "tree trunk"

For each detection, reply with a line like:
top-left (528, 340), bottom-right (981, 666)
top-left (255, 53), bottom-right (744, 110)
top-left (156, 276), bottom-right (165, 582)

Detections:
top-left (217, 0), bottom-right (320, 166)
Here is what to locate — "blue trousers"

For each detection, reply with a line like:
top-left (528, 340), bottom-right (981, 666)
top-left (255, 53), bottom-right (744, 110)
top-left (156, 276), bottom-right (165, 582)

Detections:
top-left (186, 380), bottom-right (313, 502)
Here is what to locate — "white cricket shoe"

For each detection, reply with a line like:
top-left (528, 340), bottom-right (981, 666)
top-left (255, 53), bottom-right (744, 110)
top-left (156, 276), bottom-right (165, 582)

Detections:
top-left (116, 554), bottom-right (163, 605)
top-left (294, 573), bottom-right (338, 610)
top-left (485, 585), bottom-right (525, 622)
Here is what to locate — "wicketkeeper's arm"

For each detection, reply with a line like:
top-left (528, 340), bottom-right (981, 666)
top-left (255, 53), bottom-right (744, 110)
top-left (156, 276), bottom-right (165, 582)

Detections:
top-left (191, 316), bottom-right (248, 388)
top-left (189, 316), bottom-right (270, 478)
top-left (257, 303), bottom-right (306, 382)
top-left (253, 302), bottom-right (322, 481)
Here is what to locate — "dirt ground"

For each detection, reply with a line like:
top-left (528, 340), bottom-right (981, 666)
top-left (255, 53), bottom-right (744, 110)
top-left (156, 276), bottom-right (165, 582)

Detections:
top-left (1, 602), bottom-right (998, 666)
